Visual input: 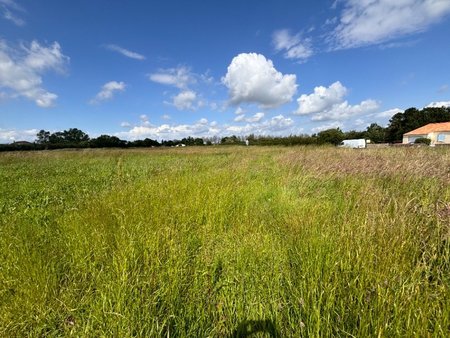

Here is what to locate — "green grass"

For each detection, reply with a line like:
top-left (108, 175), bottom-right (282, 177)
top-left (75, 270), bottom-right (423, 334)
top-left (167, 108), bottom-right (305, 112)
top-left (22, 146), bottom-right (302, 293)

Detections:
top-left (0, 146), bottom-right (449, 337)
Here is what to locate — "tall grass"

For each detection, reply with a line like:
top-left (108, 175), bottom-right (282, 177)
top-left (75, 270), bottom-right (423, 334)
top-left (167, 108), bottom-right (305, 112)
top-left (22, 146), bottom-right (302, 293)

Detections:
top-left (0, 146), bottom-right (449, 336)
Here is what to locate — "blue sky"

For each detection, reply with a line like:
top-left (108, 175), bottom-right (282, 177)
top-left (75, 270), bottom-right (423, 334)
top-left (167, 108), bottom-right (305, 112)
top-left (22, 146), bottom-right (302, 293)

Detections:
top-left (1, 0), bottom-right (450, 142)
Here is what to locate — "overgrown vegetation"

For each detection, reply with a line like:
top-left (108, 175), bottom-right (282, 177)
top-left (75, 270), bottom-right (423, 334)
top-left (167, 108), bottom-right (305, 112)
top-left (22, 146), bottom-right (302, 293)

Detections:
top-left (0, 146), bottom-right (449, 336)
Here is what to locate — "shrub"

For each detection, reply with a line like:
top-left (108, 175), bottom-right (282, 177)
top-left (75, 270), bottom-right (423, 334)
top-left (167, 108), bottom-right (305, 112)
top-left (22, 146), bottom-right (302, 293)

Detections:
top-left (414, 137), bottom-right (431, 145)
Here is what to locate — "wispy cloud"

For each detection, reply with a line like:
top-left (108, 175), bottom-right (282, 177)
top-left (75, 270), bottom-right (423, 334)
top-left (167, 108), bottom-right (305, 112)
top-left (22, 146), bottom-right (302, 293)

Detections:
top-left (272, 29), bottom-right (313, 62)
top-left (0, 0), bottom-right (25, 26)
top-left (90, 81), bottom-right (126, 104)
top-left (103, 44), bottom-right (146, 60)
top-left (234, 112), bottom-right (265, 123)
top-left (438, 84), bottom-right (449, 93)
top-left (149, 66), bottom-right (196, 89)
top-left (329, 0), bottom-right (450, 49)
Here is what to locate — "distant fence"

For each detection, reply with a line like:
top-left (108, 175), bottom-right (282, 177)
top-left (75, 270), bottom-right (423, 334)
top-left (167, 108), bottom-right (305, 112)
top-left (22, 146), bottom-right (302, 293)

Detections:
top-left (366, 143), bottom-right (390, 148)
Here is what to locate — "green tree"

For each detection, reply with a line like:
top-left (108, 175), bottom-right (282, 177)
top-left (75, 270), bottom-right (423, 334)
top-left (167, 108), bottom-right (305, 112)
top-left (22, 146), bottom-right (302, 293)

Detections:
top-left (344, 130), bottom-right (366, 140)
top-left (90, 135), bottom-right (126, 148)
top-left (386, 107), bottom-right (450, 142)
top-left (36, 130), bottom-right (50, 144)
top-left (221, 135), bottom-right (243, 145)
top-left (365, 123), bottom-right (386, 143)
top-left (317, 128), bottom-right (345, 145)
top-left (47, 128), bottom-right (90, 145)
top-left (62, 128), bottom-right (90, 143)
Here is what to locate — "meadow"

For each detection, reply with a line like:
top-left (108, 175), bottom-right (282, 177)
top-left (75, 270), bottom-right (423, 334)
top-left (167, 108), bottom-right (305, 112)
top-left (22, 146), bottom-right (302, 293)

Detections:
top-left (0, 146), bottom-right (449, 337)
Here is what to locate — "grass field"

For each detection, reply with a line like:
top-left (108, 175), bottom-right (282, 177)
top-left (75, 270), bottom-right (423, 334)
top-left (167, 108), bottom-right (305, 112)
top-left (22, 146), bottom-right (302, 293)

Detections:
top-left (0, 146), bottom-right (449, 337)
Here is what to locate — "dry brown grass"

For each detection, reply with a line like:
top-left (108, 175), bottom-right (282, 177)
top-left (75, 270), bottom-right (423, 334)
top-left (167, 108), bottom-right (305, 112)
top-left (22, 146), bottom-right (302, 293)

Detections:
top-left (278, 146), bottom-right (450, 183)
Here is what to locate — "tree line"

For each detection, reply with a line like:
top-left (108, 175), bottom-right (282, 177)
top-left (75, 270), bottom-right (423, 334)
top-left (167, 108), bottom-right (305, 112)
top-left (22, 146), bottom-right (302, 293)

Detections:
top-left (1, 106), bottom-right (449, 151)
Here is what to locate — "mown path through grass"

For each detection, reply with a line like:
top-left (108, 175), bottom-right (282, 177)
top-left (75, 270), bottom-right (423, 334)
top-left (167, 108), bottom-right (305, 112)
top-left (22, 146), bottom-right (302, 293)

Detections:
top-left (1, 146), bottom-right (449, 336)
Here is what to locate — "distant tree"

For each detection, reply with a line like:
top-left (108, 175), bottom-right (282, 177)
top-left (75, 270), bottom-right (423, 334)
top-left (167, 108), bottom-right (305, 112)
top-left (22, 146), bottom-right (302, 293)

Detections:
top-left (386, 107), bottom-right (450, 142)
top-left (128, 138), bottom-right (159, 147)
top-left (62, 128), bottom-right (90, 143)
top-left (48, 131), bottom-right (65, 144)
top-left (194, 138), bottom-right (204, 146)
top-left (317, 128), bottom-right (345, 145)
top-left (46, 128), bottom-right (90, 145)
top-left (365, 123), bottom-right (386, 143)
top-left (161, 139), bottom-right (181, 147)
top-left (181, 136), bottom-right (204, 146)
top-left (36, 130), bottom-right (50, 144)
top-left (344, 130), bottom-right (366, 140)
top-left (221, 135), bottom-right (243, 145)
top-left (90, 135), bottom-right (126, 148)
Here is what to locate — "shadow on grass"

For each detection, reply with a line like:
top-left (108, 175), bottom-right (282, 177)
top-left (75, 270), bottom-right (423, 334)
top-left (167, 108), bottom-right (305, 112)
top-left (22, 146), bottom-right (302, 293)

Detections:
top-left (228, 319), bottom-right (281, 337)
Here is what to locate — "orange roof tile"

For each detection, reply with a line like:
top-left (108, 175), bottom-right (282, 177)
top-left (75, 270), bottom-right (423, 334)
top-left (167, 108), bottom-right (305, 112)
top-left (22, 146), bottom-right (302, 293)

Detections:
top-left (404, 122), bottom-right (450, 135)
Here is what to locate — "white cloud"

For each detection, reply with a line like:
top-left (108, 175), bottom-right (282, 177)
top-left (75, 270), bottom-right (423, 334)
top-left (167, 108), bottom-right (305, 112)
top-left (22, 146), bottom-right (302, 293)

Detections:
top-left (120, 122), bottom-right (131, 128)
top-left (149, 66), bottom-right (195, 89)
top-left (104, 44), bottom-right (145, 60)
top-left (171, 90), bottom-right (197, 110)
top-left (295, 81), bottom-right (379, 121)
top-left (234, 112), bottom-right (265, 123)
top-left (234, 114), bottom-right (246, 122)
top-left (222, 53), bottom-right (297, 109)
top-left (311, 122), bottom-right (344, 133)
top-left (0, 0), bottom-right (25, 26)
top-left (116, 121), bottom-right (214, 141)
top-left (116, 114), bottom-right (297, 141)
top-left (330, 0), bottom-right (450, 49)
top-left (209, 102), bottom-right (219, 111)
top-left (225, 115), bottom-right (296, 135)
top-left (90, 81), bottom-right (125, 104)
top-left (438, 84), bottom-right (449, 93)
top-left (23, 41), bottom-right (68, 72)
top-left (311, 99), bottom-right (379, 121)
top-left (376, 108), bottom-right (403, 118)
top-left (234, 107), bottom-right (245, 115)
top-left (355, 108), bottom-right (404, 128)
top-left (0, 40), bottom-right (69, 107)
top-left (273, 29), bottom-right (300, 51)
top-left (0, 128), bottom-right (38, 143)
top-left (246, 112), bottom-right (265, 123)
top-left (273, 29), bottom-right (314, 61)
top-left (354, 118), bottom-right (366, 127)
top-left (426, 101), bottom-right (450, 108)
top-left (295, 81), bottom-right (347, 115)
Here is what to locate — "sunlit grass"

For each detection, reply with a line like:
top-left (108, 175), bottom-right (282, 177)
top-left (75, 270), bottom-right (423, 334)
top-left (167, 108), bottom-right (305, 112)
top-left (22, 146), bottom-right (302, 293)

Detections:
top-left (0, 146), bottom-right (449, 336)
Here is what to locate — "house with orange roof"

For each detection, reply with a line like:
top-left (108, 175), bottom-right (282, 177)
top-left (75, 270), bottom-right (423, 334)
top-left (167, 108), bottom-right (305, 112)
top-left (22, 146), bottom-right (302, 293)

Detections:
top-left (403, 122), bottom-right (450, 145)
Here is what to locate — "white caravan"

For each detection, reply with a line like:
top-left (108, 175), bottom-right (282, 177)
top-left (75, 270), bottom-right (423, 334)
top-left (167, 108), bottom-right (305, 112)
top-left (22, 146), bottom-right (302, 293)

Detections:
top-left (338, 139), bottom-right (366, 149)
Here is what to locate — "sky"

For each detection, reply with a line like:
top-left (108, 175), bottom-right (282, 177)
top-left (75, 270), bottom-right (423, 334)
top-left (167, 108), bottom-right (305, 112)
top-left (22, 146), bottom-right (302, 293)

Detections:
top-left (1, 0), bottom-right (450, 143)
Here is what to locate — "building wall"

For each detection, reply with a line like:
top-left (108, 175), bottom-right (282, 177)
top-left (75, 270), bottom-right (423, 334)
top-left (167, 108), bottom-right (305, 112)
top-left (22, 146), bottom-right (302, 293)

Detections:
top-left (402, 134), bottom-right (427, 144)
top-left (430, 131), bottom-right (450, 145)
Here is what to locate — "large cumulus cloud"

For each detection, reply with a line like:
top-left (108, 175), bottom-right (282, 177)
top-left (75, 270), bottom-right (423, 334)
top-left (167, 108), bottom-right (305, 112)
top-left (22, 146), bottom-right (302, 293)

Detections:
top-left (222, 53), bottom-right (297, 109)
